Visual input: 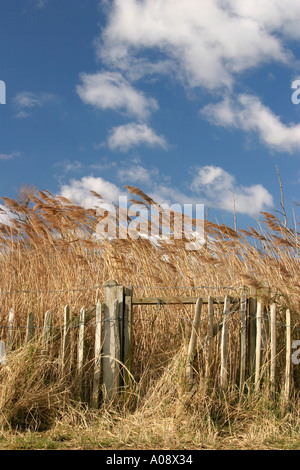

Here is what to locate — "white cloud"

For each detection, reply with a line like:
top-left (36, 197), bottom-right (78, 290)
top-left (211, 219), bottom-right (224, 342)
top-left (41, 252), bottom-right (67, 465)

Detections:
top-left (13, 91), bottom-right (57, 108)
top-left (190, 165), bottom-right (274, 214)
top-left (59, 176), bottom-right (124, 208)
top-left (201, 94), bottom-right (300, 153)
top-left (117, 161), bottom-right (159, 185)
top-left (98, 0), bottom-right (297, 91)
top-left (31, 0), bottom-right (49, 8)
top-left (0, 151), bottom-right (21, 161)
top-left (224, 0), bottom-right (300, 40)
top-left (90, 0), bottom-right (300, 154)
top-left (142, 164), bottom-right (273, 215)
top-left (0, 205), bottom-right (14, 226)
top-left (107, 122), bottom-right (168, 151)
top-left (13, 91), bottom-right (59, 118)
top-left (58, 162), bottom-right (273, 217)
top-left (77, 71), bottom-right (158, 120)
top-left (149, 185), bottom-right (196, 208)
top-left (54, 159), bottom-right (84, 173)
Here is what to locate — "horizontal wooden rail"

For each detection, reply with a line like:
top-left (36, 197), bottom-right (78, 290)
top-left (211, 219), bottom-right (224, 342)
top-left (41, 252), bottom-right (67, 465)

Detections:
top-left (132, 296), bottom-right (236, 305)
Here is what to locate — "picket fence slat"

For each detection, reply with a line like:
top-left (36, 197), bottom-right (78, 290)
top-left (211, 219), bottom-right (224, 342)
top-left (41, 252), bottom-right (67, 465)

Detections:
top-left (240, 295), bottom-right (247, 390)
top-left (220, 296), bottom-right (230, 388)
top-left (123, 287), bottom-right (133, 386)
top-left (7, 308), bottom-right (14, 352)
top-left (26, 312), bottom-right (34, 343)
top-left (249, 297), bottom-right (257, 379)
top-left (270, 303), bottom-right (276, 394)
top-left (186, 298), bottom-right (202, 387)
top-left (77, 307), bottom-right (86, 390)
top-left (62, 305), bottom-right (70, 377)
top-left (205, 296), bottom-right (214, 378)
top-left (255, 300), bottom-right (263, 391)
top-left (91, 301), bottom-right (102, 408)
top-left (43, 310), bottom-right (52, 352)
top-left (284, 309), bottom-right (291, 403)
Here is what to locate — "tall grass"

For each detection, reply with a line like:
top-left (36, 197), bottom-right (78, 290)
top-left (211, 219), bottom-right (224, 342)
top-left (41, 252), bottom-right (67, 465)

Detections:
top-left (0, 186), bottom-right (299, 447)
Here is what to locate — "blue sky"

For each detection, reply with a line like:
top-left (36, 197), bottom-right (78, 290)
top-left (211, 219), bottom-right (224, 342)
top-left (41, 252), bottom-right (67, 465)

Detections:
top-left (0, 0), bottom-right (300, 229)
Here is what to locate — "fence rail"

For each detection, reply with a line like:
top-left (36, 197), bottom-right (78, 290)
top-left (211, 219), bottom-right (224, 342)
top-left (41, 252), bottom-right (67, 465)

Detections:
top-left (0, 280), bottom-right (298, 407)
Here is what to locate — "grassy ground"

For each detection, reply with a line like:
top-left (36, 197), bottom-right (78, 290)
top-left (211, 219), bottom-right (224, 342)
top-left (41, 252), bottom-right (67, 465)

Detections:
top-left (1, 407), bottom-right (300, 450)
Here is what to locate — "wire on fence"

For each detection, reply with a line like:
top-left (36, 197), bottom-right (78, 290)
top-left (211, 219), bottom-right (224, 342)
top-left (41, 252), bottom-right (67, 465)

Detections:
top-left (1, 288), bottom-right (296, 332)
top-left (1, 314), bottom-right (299, 336)
top-left (0, 285), bottom-right (104, 296)
top-left (0, 284), bottom-right (247, 296)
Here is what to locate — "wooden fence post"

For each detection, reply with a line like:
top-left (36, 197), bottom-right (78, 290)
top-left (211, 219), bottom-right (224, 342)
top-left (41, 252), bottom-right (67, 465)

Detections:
top-left (7, 308), bottom-right (14, 352)
top-left (186, 298), bottom-right (202, 387)
top-left (262, 305), bottom-right (270, 373)
top-left (43, 310), bottom-right (52, 352)
top-left (77, 307), bottom-right (86, 392)
top-left (284, 308), bottom-right (291, 404)
top-left (248, 296), bottom-right (257, 381)
top-left (205, 296), bottom-right (214, 378)
top-left (91, 301), bottom-right (102, 408)
top-left (25, 312), bottom-right (34, 343)
top-left (240, 295), bottom-right (247, 391)
top-left (270, 303), bottom-right (276, 395)
top-left (255, 300), bottom-right (263, 391)
top-left (123, 286), bottom-right (133, 386)
top-left (62, 305), bottom-right (70, 377)
top-left (102, 280), bottom-right (124, 401)
top-left (220, 296), bottom-right (230, 388)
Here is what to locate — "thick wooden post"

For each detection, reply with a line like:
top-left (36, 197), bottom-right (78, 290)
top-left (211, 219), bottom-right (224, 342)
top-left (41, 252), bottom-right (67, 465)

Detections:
top-left (103, 281), bottom-right (124, 401)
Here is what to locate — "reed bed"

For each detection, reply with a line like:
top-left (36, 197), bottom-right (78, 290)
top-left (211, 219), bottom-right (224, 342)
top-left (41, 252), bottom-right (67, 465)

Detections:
top-left (0, 186), bottom-right (299, 447)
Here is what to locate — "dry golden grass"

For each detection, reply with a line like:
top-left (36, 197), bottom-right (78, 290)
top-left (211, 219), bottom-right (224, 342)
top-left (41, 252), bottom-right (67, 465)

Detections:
top-left (0, 186), bottom-right (299, 448)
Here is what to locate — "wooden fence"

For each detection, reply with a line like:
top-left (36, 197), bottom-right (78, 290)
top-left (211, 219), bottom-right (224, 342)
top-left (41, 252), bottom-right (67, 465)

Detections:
top-left (0, 280), bottom-right (297, 407)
